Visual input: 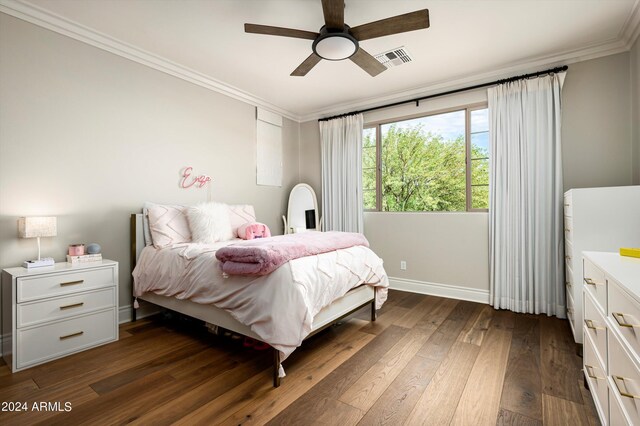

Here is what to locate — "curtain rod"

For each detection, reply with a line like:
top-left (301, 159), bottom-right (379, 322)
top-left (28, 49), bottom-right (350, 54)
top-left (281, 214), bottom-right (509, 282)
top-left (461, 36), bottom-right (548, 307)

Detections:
top-left (318, 65), bottom-right (568, 122)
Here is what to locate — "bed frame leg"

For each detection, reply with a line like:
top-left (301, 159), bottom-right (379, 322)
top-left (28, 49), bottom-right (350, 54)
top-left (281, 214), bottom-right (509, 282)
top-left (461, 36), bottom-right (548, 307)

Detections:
top-left (370, 300), bottom-right (377, 322)
top-left (273, 347), bottom-right (281, 388)
top-left (132, 298), bottom-right (137, 322)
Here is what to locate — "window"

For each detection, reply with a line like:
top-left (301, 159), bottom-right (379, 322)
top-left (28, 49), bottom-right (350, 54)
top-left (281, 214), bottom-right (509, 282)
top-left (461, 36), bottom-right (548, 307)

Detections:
top-left (362, 105), bottom-right (489, 212)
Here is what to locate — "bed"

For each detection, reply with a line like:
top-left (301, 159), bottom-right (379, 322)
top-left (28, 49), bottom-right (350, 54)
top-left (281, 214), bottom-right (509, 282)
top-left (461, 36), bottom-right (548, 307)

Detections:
top-left (129, 212), bottom-right (388, 387)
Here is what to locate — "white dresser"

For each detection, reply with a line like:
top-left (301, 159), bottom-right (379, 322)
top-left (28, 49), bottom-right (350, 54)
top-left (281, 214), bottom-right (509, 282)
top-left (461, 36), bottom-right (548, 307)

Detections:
top-left (1, 260), bottom-right (119, 372)
top-left (582, 251), bottom-right (640, 425)
top-left (564, 186), bottom-right (640, 344)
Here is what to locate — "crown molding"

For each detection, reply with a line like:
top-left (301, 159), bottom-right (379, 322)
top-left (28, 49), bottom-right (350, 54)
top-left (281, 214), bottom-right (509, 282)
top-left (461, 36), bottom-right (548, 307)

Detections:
top-left (300, 10), bottom-right (640, 122)
top-left (0, 0), bottom-right (302, 122)
top-left (621, 0), bottom-right (640, 48)
top-left (2, 0), bottom-right (639, 124)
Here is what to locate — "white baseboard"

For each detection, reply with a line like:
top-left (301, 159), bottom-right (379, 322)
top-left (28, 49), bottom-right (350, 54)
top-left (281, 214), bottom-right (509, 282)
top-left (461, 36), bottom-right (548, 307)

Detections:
top-left (389, 277), bottom-right (490, 304)
top-left (119, 300), bottom-right (162, 324)
top-left (0, 333), bottom-right (9, 357)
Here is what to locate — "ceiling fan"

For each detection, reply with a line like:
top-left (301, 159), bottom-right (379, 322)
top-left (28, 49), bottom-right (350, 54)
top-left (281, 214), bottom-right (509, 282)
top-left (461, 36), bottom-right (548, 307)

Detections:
top-left (244, 0), bottom-right (430, 77)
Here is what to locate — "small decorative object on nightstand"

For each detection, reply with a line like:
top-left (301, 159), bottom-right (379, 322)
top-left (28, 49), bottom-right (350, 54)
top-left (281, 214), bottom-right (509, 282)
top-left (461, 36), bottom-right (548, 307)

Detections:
top-left (86, 243), bottom-right (101, 254)
top-left (18, 216), bottom-right (57, 268)
top-left (1, 259), bottom-right (119, 372)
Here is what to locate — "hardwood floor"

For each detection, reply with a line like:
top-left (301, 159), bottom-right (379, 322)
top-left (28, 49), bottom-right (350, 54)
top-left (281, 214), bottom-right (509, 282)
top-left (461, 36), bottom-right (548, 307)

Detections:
top-left (0, 290), bottom-right (599, 425)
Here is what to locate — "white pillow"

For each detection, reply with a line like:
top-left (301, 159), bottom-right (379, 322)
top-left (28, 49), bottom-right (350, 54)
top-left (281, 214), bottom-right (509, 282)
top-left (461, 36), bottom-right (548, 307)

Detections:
top-left (186, 202), bottom-right (234, 243)
top-left (142, 201), bottom-right (159, 246)
top-left (228, 204), bottom-right (256, 237)
top-left (148, 204), bottom-right (192, 248)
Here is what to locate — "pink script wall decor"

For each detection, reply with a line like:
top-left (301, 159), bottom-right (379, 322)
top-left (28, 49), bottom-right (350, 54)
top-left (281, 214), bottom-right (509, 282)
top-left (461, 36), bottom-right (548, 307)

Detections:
top-left (181, 166), bottom-right (212, 189)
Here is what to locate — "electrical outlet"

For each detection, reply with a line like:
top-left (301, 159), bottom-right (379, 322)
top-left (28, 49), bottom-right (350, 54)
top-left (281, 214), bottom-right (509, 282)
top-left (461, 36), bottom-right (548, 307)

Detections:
top-left (400, 261), bottom-right (407, 270)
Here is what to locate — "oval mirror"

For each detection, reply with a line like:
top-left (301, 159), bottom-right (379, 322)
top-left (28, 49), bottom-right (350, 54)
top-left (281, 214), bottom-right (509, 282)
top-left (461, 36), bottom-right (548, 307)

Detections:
top-left (283, 184), bottom-right (320, 234)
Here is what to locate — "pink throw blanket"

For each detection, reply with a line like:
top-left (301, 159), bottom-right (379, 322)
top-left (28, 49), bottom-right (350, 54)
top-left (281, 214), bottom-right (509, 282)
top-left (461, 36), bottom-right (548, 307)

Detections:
top-left (215, 231), bottom-right (369, 276)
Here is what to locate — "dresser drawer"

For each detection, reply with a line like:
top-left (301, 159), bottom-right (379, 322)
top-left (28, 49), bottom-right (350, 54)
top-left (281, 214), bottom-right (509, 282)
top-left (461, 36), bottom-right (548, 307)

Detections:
top-left (584, 257), bottom-right (607, 313)
top-left (565, 241), bottom-right (574, 264)
top-left (566, 262), bottom-right (574, 288)
top-left (17, 267), bottom-right (115, 302)
top-left (567, 291), bottom-right (576, 331)
top-left (610, 388), bottom-right (632, 426)
top-left (584, 290), bottom-right (607, 367)
top-left (608, 331), bottom-right (640, 425)
top-left (564, 216), bottom-right (573, 242)
top-left (564, 193), bottom-right (573, 217)
top-left (609, 280), bottom-right (640, 363)
top-left (16, 308), bottom-right (117, 370)
top-left (584, 332), bottom-right (608, 424)
top-left (17, 287), bottom-right (116, 328)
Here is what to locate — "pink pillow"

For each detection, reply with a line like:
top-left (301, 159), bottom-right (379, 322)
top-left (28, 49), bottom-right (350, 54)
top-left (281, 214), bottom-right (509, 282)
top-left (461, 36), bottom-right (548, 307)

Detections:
top-left (237, 222), bottom-right (271, 240)
top-left (148, 205), bottom-right (192, 248)
top-left (228, 205), bottom-right (256, 237)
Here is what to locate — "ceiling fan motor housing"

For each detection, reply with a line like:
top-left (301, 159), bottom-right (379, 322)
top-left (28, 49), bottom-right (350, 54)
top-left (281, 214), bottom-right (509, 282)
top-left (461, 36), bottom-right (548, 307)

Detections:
top-left (312, 25), bottom-right (359, 61)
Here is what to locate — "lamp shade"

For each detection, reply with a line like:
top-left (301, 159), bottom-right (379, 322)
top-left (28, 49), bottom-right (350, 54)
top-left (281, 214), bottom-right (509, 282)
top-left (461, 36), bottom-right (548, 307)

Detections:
top-left (18, 217), bottom-right (57, 238)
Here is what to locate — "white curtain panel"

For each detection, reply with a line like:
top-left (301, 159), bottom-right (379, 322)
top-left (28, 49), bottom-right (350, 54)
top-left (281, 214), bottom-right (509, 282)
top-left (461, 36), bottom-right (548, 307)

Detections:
top-left (488, 72), bottom-right (566, 317)
top-left (319, 114), bottom-right (364, 233)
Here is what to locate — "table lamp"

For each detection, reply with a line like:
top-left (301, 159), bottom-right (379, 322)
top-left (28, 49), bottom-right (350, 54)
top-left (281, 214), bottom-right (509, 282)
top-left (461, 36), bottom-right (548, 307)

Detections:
top-left (18, 216), bottom-right (57, 268)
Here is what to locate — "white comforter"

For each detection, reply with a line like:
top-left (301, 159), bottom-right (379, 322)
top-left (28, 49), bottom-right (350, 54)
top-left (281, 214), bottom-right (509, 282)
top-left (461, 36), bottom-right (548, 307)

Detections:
top-left (132, 240), bottom-right (388, 361)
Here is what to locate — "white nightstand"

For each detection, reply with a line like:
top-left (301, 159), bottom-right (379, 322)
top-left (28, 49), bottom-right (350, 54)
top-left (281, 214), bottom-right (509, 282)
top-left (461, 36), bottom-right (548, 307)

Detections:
top-left (1, 260), bottom-right (119, 372)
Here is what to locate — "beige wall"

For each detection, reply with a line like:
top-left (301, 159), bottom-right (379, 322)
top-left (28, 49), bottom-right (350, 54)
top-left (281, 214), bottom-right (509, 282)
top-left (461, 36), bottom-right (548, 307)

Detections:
top-left (562, 52), bottom-right (632, 190)
top-left (365, 213), bottom-right (489, 291)
top-left (301, 52), bottom-right (636, 295)
top-left (0, 14), bottom-right (300, 310)
top-left (632, 38), bottom-right (640, 185)
top-left (299, 120), bottom-right (322, 211)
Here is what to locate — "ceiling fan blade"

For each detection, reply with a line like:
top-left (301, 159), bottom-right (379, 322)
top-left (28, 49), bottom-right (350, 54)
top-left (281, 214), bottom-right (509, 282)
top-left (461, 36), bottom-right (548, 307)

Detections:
top-left (321, 0), bottom-right (344, 30)
top-left (291, 53), bottom-right (322, 76)
top-left (350, 9), bottom-right (429, 41)
top-left (245, 23), bottom-right (318, 40)
top-left (349, 47), bottom-right (387, 77)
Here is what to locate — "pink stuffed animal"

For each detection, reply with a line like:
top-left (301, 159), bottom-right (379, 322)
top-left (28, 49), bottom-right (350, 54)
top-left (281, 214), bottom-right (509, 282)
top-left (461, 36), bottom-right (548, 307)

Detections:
top-left (237, 222), bottom-right (271, 240)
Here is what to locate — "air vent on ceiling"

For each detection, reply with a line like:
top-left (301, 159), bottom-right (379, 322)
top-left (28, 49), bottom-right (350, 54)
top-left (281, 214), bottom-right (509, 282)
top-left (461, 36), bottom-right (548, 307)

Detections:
top-left (374, 46), bottom-right (414, 68)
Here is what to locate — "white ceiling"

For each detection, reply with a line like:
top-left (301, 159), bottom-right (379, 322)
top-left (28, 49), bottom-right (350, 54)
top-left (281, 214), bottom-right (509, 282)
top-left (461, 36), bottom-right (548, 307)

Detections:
top-left (4, 0), bottom-right (640, 121)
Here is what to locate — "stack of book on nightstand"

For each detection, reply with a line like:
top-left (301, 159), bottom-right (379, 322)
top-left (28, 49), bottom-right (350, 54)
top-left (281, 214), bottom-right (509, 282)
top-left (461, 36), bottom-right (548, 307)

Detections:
top-left (66, 253), bottom-right (102, 264)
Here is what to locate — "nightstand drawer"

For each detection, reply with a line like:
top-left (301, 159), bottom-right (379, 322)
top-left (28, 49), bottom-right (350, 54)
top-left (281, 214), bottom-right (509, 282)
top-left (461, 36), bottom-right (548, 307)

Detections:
top-left (16, 308), bottom-right (117, 370)
top-left (17, 287), bottom-right (116, 328)
top-left (17, 267), bottom-right (115, 302)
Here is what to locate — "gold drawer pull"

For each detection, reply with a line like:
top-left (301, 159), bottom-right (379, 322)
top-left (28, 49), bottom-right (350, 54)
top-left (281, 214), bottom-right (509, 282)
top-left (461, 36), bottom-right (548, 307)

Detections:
top-left (584, 319), bottom-right (604, 330)
top-left (585, 365), bottom-right (604, 380)
top-left (612, 312), bottom-right (640, 328)
top-left (59, 331), bottom-right (83, 340)
top-left (613, 375), bottom-right (640, 399)
top-left (566, 281), bottom-right (572, 287)
top-left (567, 307), bottom-right (574, 315)
top-left (583, 278), bottom-right (601, 286)
top-left (60, 280), bottom-right (84, 287)
top-left (59, 302), bottom-right (84, 310)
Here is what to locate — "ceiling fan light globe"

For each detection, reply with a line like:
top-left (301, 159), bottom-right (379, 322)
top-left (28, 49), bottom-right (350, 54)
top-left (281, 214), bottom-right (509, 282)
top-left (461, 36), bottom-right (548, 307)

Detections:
top-left (313, 35), bottom-right (358, 61)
